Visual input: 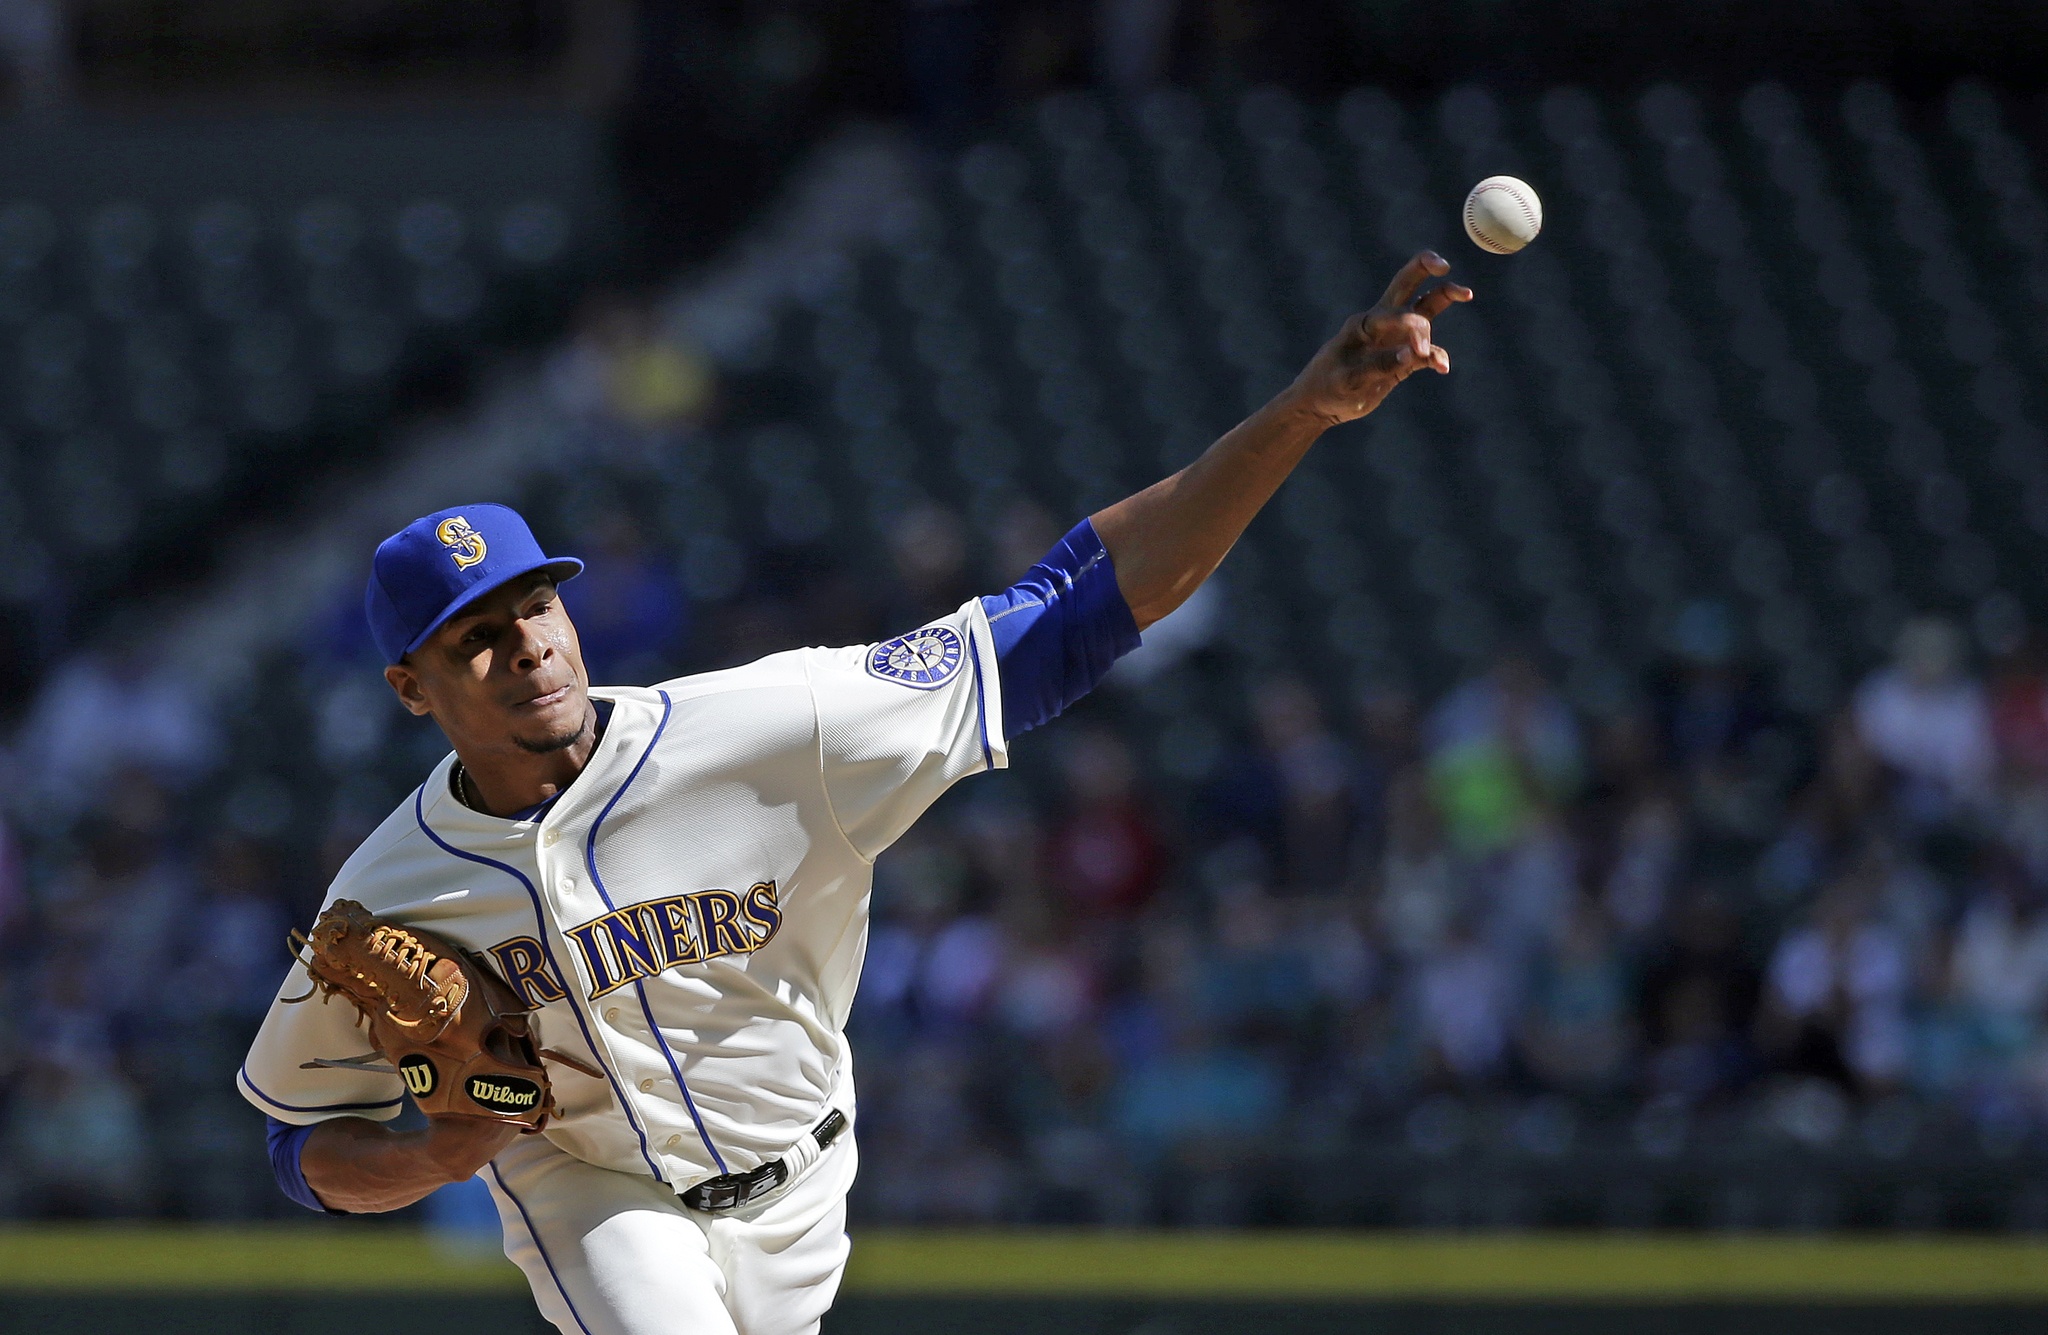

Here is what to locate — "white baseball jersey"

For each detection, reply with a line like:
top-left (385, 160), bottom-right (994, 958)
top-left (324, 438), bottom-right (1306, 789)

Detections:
top-left (238, 599), bottom-right (1006, 1189)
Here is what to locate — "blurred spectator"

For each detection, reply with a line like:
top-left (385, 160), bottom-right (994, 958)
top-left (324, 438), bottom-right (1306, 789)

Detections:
top-left (1519, 898), bottom-right (1633, 1094)
top-left (1011, 1027), bottom-right (1132, 1222)
top-left (1946, 854), bottom-right (2048, 1081)
top-left (863, 1042), bottom-right (1012, 1221)
top-left (1347, 683), bottom-right (1419, 866)
top-left (44, 771), bottom-right (192, 1020)
top-left (922, 908), bottom-right (1007, 1032)
top-left (1757, 712), bottom-right (1887, 906)
top-left (1250, 677), bottom-right (1359, 894)
top-left (1048, 728), bottom-right (1166, 919)
top-left (1414, 918), bottom-right (1511, 1086)
top-left (1645, 973), bottom-right (1748, 1105)
top-left (1197, 891), bottom-right (1316, 1034)
top-left (1376, 766), bottom-right (1459, 962)
top-left (549, 295), bottom-right (714, 433)
top-left (887, 504), bottom-right (973, 626)
top-left (171, 836), bottom-right (289, 1021)
top-left (0, 807), bottom-right (25, 953)
top-left (1853, 616), bottom-right (1996, 818)
top-left (858, 826), bottom-right (986, 1042)
top-left (564, 512), bottom-right (690, 683)
top-left (1990, 631), bottom-right (2048, 781)
top-left (14, 643), bottom-right (216, 815)
top-left (1425, 653), bottom-right (1582, 857)
top-left (1638, 887), bottom-right (1758, 1105)
top-left (1479, 816), bottom-right (1577, 961)
top-left (6, 1055), bottom-right (150, 1216)
top-left (1111, 1020), bottom-right (1285, 1165)
top-left (960, 796), bottom-right (1049, 910)
top-left (1650, 600), bottom-right (1775, 775)
top-left (1600, 775), bottom-right (1685, 941)
top-left (996, 900), bottom-right (1095, 1041)
top-left (1757, 869), bottom-right (1912, 1095)
top-left (1195, 676), bottom-right (1365, 892)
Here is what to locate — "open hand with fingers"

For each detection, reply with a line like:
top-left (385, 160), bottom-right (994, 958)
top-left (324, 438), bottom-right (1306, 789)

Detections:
top-left (1280, 250), bottom-right (1473, 428)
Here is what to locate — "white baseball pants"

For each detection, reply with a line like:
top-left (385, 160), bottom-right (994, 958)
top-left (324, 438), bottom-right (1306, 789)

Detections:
top-left (482, 1126), bottom-right (857, 1335)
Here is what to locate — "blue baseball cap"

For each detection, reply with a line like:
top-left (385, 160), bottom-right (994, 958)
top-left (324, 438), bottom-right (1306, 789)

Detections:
top-left (365, 503), bottom-right (584, 664)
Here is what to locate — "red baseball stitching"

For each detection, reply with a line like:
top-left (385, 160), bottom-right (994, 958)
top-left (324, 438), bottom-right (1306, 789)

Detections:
top-left (1466, 181), bottom-right (1539, 251)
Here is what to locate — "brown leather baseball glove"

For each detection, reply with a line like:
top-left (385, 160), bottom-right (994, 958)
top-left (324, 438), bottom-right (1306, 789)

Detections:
top-left (286, 899), bottom-right (594, 1130)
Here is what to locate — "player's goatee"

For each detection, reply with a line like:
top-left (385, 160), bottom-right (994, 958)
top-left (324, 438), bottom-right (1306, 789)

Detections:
top-left (514, 711), bottom-right (595, 754)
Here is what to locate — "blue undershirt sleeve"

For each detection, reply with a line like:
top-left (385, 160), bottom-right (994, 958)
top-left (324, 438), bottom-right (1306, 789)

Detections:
top-left (265, 1115), bottom-right (342, 1214)
top-left (979, 518), bottom-right (1142, 738)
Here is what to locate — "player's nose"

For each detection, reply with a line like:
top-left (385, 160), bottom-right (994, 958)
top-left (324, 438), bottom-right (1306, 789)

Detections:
top-left (508, 616), bottom-right (551, 669)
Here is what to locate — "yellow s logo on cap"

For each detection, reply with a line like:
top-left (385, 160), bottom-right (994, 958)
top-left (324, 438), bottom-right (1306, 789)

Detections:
top-left (435, 516), bottom-right (488, 570)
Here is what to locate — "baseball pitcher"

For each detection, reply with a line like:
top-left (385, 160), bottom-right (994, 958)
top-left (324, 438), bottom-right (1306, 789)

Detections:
top-left (238, 254), bottom-right (1469, 1334)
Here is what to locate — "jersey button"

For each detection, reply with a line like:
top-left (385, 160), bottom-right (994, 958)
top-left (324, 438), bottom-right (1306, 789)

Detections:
top-left (638, 1078), bottom-right (655, 1092)
top-left (604, 1007), bottom-right (620, 1023)
top-left (666, 1135), bottom-right (682, 1149)
top-left (542, 829), bottom-right (560, 847)
top-left (562, 877), bottom-right (577, 892)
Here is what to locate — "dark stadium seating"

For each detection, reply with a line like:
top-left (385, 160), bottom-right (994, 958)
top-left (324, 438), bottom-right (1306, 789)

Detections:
top-left (0, 115), bottom-right (601, 682)
top-left (758, 81), bottom-right (2043, 710)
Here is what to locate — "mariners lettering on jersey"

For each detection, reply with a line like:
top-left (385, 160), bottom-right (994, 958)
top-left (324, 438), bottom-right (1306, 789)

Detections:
top-left (565, 881), bottom-right (784, 998)
top-left (489, 936), bottom-right (570, 1009)
top-left (866, 625), bottom-right (964, 689)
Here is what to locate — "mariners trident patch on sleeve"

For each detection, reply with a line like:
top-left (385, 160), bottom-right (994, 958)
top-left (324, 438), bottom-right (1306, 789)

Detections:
top-left (866, 625), bottom-right (965, 689)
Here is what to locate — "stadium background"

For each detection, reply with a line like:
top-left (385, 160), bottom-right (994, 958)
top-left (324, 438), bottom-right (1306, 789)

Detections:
top-left (5, 1), bottom-right (2048, 1330)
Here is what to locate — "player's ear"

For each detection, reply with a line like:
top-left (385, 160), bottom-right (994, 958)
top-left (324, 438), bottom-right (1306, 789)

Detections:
top-left (384, 662), bottom-right (433, 717)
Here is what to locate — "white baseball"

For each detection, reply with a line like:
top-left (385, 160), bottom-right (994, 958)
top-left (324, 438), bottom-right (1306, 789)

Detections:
top-left (1463, 175), bottom-right (1543, 254)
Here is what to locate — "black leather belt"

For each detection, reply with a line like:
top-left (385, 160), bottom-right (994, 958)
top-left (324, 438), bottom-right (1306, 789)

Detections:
top-left (681, 1110), bottom-right (847, 1212)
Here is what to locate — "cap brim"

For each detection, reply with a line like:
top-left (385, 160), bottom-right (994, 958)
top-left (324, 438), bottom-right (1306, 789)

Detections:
top-left (397, 557), bottom-right (585, 661)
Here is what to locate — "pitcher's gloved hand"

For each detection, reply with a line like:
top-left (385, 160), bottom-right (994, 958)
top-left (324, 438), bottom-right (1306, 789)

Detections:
top-left (288, 898), bottom-right (587, 1130)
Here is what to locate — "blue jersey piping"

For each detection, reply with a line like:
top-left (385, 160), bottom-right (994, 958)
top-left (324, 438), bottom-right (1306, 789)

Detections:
top-left (968, 628), bottom-right (993, 769)
top-left (412, 785), bottom-right (666, 1183)
top-left (240, 1063), bottom-right (405, 1116)
top-left (487, 1161), bottom-right (594, 1335)
top-left (581, 689), bottom-right (730, 1176)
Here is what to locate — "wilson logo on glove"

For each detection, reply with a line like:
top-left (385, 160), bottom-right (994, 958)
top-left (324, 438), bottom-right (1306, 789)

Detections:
top-left (400, 1054), bottom-right (438, 1097)
top-left (468, 1076), bottom-right (544, 1113)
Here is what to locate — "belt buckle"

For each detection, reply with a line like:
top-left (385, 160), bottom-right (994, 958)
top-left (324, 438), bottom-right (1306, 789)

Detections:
top-left (747, 1160), bottom-right (789, 1205)
top-left (685, 1111), bottom-right (840, 1212)
top-left (688, 1159), bottom-right (784, 1213)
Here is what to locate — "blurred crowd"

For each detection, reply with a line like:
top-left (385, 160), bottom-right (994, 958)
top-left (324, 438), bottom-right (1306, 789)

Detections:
top-left (2, 299), bottom-right (2048, 1227)
top-left (845, 603), bottom-right (2048, 1222)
